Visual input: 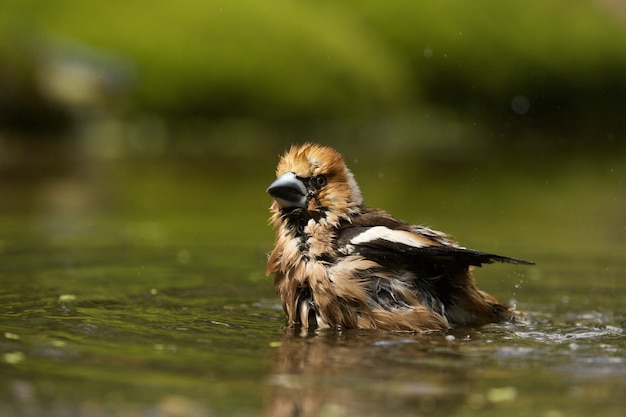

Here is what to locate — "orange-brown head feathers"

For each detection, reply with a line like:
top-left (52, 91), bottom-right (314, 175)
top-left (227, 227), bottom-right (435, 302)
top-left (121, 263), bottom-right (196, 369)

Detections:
top-left (267, 143), bottom-right (362, 223)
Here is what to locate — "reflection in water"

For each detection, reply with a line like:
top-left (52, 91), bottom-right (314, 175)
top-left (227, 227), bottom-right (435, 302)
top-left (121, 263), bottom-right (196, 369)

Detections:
top-left (265, 329), bottom-right (467, 417)
top-left (2, 145), bottom-right (626, 416)
top-left (264, 306), bottom-right (626, 417)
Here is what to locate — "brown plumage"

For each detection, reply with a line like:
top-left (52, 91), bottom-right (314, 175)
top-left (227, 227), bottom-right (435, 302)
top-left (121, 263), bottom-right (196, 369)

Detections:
top-left (266, 143), bottom-right (532, 333)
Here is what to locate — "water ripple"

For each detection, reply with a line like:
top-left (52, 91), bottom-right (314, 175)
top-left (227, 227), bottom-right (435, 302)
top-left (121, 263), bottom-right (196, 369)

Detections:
top-left (514, 326), bottom-right (623, 344)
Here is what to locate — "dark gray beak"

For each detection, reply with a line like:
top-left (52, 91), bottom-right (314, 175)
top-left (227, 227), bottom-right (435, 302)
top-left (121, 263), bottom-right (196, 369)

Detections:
top-left (267, 172), bottom-right (307, 209)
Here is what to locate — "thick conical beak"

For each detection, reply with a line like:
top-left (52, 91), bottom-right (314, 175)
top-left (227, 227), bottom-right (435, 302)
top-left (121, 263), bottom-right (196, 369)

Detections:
top-left (267, 172), bottom-right (307, 209)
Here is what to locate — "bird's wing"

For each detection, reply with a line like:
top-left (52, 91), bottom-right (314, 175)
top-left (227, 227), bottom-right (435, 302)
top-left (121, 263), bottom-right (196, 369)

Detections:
top-left (336, 209), bottom-right (533, 269)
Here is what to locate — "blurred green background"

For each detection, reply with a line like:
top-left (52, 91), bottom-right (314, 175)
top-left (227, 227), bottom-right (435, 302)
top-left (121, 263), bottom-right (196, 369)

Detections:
top-left (2, 4), bottom-right (626, 416)
top-left (1, 0), bottom-right (624, 155)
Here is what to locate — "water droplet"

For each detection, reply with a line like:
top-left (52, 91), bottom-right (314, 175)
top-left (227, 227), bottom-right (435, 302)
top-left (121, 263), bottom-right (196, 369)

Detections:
top-left (177, 249), bottom-right (191, 264)
top-left (511, 95), bottom-right (530, 115)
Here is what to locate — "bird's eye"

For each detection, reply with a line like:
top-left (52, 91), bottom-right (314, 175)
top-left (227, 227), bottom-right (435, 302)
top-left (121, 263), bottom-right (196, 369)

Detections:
top-left (311, 175), bottom-right (327, 189)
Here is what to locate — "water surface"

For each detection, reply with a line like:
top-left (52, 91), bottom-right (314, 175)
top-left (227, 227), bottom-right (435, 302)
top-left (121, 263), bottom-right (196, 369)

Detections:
top-left (1, 144), bottom-right (625, 416)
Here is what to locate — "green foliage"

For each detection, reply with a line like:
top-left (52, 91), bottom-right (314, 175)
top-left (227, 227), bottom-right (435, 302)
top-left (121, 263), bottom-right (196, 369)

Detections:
top-left (335, 0), bottom-right (626, 123)
top-left (7, 0), bottom-right (408, 119)
top-left (1, 0), bottom-right (625, 127)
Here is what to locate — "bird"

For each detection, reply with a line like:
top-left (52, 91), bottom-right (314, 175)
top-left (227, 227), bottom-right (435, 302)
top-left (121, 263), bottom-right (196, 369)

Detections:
top-left (266, 143), bottom-right (533, 333)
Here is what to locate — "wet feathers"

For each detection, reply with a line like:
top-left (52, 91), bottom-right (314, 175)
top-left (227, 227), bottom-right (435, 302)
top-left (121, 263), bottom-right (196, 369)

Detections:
top-left (266, 143), bottom-right (532, 332)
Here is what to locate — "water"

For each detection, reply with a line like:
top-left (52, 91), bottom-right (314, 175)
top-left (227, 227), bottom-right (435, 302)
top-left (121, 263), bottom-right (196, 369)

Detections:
top-left (1, 143), bottom-right (625, 416)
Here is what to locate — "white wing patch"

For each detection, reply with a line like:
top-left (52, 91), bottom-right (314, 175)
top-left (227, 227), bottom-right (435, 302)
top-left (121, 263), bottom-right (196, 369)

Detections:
top-left (350, 226), bottom-right (434, 249)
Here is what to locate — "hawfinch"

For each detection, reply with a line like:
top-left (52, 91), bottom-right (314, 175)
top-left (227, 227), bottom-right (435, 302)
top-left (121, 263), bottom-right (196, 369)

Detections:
top-left (266, 143), bottom-right (532, 332)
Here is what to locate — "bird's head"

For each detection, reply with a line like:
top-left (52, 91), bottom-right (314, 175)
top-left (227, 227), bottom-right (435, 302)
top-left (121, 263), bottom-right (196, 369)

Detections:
top-left (267, 143), bottom-right (363, 223)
